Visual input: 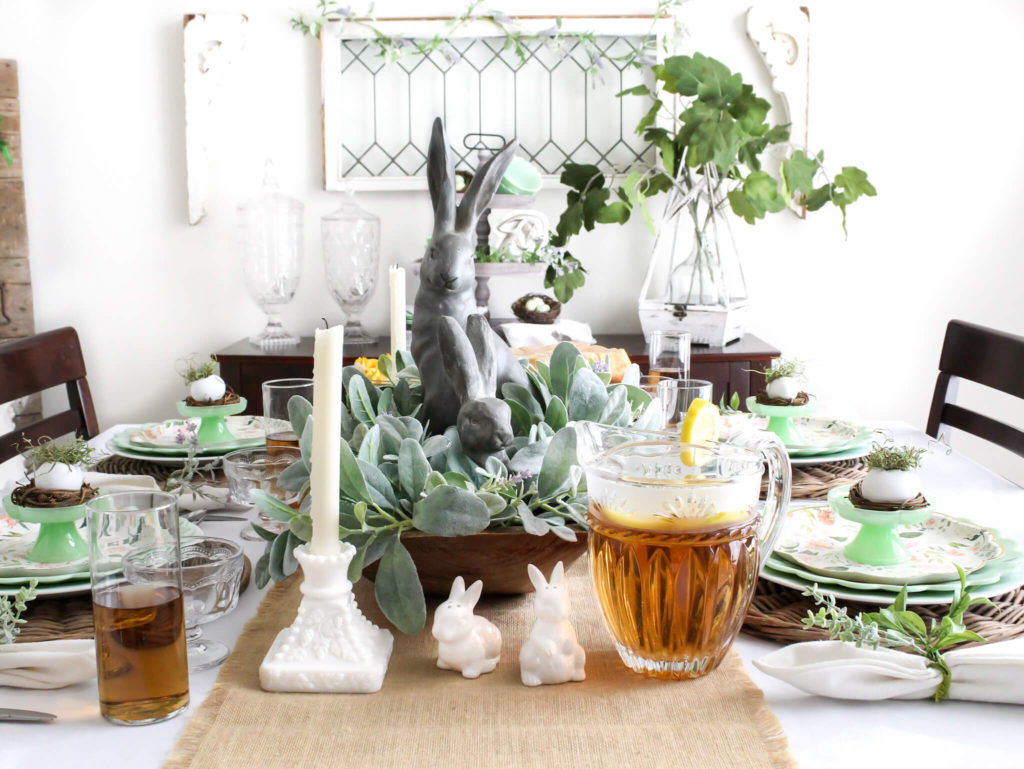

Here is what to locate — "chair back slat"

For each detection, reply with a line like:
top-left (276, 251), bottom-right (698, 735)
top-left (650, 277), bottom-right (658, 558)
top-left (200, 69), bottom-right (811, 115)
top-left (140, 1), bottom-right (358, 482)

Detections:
top-left (0, 327), bottom-right (98, 463)
top-left (926, 320), bottom-right (1024, 458)
top-left (0, 412), bottom-right (86, 460)
top-left (937, 320), bottom-right (1024, 398)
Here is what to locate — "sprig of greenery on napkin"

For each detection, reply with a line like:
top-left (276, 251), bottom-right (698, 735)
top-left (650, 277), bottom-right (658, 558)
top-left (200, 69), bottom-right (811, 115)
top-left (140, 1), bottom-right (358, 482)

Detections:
top-left (802, 566), bottom-right (992, 701)
top-left (1, 580), bottom-right (38, 645)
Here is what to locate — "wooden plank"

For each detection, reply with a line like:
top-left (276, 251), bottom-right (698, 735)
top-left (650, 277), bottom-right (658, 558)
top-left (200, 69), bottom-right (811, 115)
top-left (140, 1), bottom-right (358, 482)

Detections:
top-left (0, 280), bottom-right (34, 338)
top-left (0, 61), bottom-right (16, 98)
top-left (0, 181), bottom-right (28, 257)
top-left (0, 94), bottom-right (20, 179)
top-left (0, 257), bottom-right (30, 283)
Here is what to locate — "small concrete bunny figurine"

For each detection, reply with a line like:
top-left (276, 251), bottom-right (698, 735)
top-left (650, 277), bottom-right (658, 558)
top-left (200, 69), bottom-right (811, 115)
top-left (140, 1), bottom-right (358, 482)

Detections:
top-left (411, 117), bottom-right (529, 432)
top-left (438, 314), bottom-right (515, 466)
top-left (432, 576), bottom-right (502, 679)
top-left (520, 561), bottom-right (586, 686)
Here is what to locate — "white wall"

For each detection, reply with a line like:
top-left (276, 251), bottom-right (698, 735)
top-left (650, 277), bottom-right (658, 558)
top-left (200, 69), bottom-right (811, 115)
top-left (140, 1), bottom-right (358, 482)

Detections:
top-left (2, 0), bottom-right (1023, 483)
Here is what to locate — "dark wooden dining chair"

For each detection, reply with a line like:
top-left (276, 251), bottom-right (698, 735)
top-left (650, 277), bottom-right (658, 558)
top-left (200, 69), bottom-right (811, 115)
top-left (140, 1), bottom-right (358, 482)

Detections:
top-left (0, 327), bottom-right (99, 462)
top-left (926, 320), bottom-right (1024, 458)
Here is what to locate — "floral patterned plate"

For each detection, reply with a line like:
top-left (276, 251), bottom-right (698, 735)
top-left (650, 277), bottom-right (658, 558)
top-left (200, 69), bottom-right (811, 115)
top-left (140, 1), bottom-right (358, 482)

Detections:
top-left (0, 514), bottom-right (202, 579)
top-left (785, 418), bottom-right (874, 457)
top-left (774, 505), bottom-right (1004, 584)
top-left (125, 416), bottom-right (265, 451)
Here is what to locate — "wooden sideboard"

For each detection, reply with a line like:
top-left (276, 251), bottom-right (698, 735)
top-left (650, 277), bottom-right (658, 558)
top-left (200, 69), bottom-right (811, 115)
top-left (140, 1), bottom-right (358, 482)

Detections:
top-left (215, 333), bottom-right (780, 415)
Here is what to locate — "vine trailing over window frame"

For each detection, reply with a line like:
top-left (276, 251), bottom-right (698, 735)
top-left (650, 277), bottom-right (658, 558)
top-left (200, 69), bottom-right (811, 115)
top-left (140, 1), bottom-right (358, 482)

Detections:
top-left (291, 0), bottom-right (685, 76)
top-left (0, 116), bottom-right (12, 166)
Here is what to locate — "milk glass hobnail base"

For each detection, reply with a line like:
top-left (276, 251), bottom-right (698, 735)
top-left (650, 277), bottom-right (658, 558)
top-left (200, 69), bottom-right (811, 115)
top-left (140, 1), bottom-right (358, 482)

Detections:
top-left (259, 543), bottom-right (393, 692)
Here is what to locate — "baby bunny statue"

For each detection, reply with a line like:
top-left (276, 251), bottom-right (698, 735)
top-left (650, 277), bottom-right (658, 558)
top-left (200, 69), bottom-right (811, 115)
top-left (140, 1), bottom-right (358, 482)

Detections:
top-left (411, 117), bottom-right (529, 433)
top-left (520, 562), bottom-right (586, 686)
top-left (438, 314), bottom-right (515, 467)
top-left (432, 576), bottom-right (502, 679)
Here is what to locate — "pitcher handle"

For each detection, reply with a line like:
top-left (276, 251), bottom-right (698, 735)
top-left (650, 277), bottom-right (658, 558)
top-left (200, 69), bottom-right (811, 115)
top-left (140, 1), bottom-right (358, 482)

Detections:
top-left (727, 430), bottom-right (792, 561)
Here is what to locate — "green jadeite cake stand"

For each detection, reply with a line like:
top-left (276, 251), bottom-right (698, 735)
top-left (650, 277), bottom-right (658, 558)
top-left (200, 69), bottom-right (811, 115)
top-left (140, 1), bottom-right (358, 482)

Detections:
top-left (3, 494), bottom-right (89, 563)
top-left (746, 396), bottom-right (816, 446)
top-left (827, 484), bottom-right (934, 566)
top-left (176, 398), bottom-right (247, 445)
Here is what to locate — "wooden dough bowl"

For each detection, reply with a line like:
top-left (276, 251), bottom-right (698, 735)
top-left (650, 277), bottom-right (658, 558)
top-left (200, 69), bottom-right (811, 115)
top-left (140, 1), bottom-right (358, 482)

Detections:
top-left (366, 527), bottom-right (588, 595)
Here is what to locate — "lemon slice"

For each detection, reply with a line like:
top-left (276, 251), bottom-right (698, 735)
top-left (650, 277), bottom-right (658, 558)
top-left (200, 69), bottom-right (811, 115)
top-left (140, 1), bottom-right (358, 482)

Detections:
top-left (679, 398), bottom-right (721, 467)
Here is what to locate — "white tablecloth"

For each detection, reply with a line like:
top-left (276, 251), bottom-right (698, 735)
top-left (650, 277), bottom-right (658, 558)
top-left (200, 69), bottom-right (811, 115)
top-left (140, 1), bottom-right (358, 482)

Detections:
top-left (1, 424), bottom-right (1022, 766)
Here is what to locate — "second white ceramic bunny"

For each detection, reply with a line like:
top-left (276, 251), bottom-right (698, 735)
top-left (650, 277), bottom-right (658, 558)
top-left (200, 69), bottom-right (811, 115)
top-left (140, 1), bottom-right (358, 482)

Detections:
top-left (432, 576), bottom-right (502, 679)
top-left (520, 562), bottom-right (586, 686)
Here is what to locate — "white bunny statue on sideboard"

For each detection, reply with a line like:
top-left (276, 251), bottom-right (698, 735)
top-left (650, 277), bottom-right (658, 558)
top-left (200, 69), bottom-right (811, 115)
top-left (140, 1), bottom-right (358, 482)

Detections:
top-left (432, 576), bottom-right (502, 679)
top-left (520, 562), bottom-right (586, 686)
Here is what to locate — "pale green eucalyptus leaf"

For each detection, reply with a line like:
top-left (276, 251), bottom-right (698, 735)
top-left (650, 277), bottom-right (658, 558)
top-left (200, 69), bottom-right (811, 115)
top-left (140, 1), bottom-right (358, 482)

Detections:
top-left (567, 368), bottom-right (608, 422)
top-left (277, 459), bottom-right (310, 492)
top-left (421, 434), bottom-right (450, 458)
top-left (347, 376), bottom-right (377, 425)
top-left (412, 485), bottom-right (489, 536)
top-left (549, 342), bottom-right (582, 401)
top-left (398, 438), bottom-right (431, 500)
top-left (424, 470), bottom-right (447, 493)
top-left (544, 396), bottom-right (568, 431)
top-left (287, 396), bottom-right (313, 441)
top-left (374, 538), bottom-right (426, 633)
top-left (289, 515), bottom-right (312, 542)
top-left (254, 552), bottom-right (270, 588)
top-left (299, 414), bottom-right (314, 464)
top-left (338, 440), bottom-right (372, 504)
top-left (357, 424), bottom-right (382, 464)
top-left (538, 427), bottom-right (578, 500)
top-left (251, 489), bottom-right (295, 522)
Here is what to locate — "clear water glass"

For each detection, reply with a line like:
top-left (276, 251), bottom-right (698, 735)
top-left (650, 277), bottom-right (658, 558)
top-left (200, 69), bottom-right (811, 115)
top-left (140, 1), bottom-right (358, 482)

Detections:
top-left (224, 447), bottom-right (302, 540)
top-left (658, 378), bottom-right (714, 429)
top-left (125, 537), bottom-right (244, 671)
top-left (262, 378), bottom-right (313, 448)
top-left (648, 331), bottom-right (691, 379)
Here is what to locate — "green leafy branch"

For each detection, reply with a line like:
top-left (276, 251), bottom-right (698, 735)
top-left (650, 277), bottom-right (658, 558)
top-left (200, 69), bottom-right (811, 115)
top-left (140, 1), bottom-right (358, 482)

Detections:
top-left (291, 1), bottom-right (683, 77)
top-left (1, 580), bottom-right (37, 645)
top-left (866, 442), bottom-right (928, 471)
top-left (21, 436), bottom-right (96, 471)
top-left (0, 116), bottom-right (12, 167)
top-left (802, 566), bottom-right (992, 701)
top-left (552, 53), bottom-right (877, 299)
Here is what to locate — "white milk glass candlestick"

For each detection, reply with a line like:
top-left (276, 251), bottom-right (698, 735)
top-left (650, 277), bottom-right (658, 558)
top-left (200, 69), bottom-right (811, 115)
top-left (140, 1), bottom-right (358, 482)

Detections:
top-left (389, 265), bottom-right (407, 359)
top-left (309, 325), bottom-right (343, 556)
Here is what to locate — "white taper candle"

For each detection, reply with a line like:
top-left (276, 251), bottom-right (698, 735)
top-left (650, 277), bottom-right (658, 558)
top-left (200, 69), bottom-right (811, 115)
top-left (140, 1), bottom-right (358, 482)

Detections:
top-left (309, 325), bottom-right (344, 556)
top-left (389, 265), bottom-right (406, 359)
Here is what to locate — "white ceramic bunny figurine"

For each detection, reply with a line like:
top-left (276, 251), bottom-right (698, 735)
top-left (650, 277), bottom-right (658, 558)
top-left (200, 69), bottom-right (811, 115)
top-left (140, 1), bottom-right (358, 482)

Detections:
top-left (432, 576), bottom-right (502, 679)
top-left (519, 561), bottom-right (586, 686)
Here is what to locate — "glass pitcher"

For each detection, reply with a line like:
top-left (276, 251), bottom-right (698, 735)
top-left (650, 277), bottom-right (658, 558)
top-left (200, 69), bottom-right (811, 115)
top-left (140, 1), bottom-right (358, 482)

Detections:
top-left (575, 423), bottom-right (790, 679)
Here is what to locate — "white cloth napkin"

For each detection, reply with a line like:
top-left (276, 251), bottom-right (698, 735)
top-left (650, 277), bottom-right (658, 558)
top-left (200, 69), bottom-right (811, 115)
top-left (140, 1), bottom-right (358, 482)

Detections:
top-left (0, 639), bottom-right (96, 689)
top-left (753, 638), bottom-right (1024, 704)
top-left (83, 472), bottom-right (232, 511)
top-left (500, 319), bottom-right (596, 348)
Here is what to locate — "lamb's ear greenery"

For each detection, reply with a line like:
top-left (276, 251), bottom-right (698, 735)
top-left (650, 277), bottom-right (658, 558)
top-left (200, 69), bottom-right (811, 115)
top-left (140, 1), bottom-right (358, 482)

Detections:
top-left (1, 580), bottom-right (37, 645)
top-left (255, 347), bottom-right (649, 632)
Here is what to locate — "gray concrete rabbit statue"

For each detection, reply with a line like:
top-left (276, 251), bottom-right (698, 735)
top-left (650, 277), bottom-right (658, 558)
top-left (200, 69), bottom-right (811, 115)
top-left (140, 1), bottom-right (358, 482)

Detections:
top-left (412, 117), bottom-right (529, 433)
top-left (438, 314), bottom-right (515, 467)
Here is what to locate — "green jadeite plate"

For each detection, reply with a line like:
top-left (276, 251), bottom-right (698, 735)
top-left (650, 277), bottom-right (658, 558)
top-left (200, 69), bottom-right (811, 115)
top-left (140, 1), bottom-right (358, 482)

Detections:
top-left (784, 417), bottom-right (874, 457)
top-left (760, 560), bottom-right (1024, 606)
top-left (774, 505), bottom-right (1003, 584)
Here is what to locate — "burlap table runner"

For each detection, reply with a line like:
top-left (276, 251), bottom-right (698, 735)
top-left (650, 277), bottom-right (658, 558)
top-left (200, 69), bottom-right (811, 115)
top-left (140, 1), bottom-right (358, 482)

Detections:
top-left (165, 565), bottom-right (795, 769)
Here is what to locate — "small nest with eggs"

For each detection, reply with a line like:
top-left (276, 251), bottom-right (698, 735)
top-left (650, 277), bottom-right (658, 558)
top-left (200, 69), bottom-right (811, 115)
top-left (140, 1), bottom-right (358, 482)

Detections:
top-left (12, 482), bottom-right (97, 509)
top-left (185, 388), bottom-right (241, 408)
top-left (512, 293), bottom-right (561, 325)
top-left (849, 484), bottom-right (929, 511)
top-left (755, 390), bottom-right (811, 407)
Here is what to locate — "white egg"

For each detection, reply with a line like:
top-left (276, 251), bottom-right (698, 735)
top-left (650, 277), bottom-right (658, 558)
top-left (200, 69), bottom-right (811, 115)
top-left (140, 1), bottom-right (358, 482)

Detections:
top-left (859, 469), bottom-right (921, 504)
top-left (35, 462), bottom-right (84, 492)
top-left (190, 374), bottom-right (226, 403)
top-left (766, 376), bottom-right (800, 402)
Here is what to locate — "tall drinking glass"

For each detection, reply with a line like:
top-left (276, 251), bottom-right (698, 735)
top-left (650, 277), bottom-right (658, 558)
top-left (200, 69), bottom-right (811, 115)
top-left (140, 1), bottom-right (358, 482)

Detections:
top-left (262, 378), bottom-right (313, 450)
top-left (647, 331), bottom-right (691, 381)
top-left (658, 378), bottom-right (714, 429)
top-left (86, 491), bottom-right (189, 726)
top-left (224, 447), bottom-right (303, 539)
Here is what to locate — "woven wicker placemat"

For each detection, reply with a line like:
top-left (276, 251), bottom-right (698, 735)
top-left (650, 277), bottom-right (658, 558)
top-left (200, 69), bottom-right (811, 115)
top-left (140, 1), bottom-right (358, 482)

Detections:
top-left (744, 578), bottom-right (1024, 647)
top-left (762, 457), bottom-right (868, 499)
top-left (15, 557), bottom-right (252, 643)
top-left (93, 455), bottom-right (182, 483)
